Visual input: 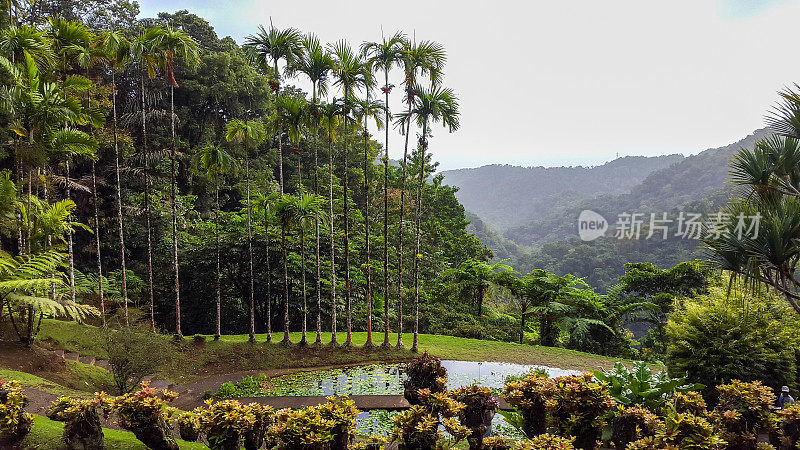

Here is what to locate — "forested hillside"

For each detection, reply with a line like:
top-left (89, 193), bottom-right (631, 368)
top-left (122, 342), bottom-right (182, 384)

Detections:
top-left (442, 154), bottom-right (683, 231)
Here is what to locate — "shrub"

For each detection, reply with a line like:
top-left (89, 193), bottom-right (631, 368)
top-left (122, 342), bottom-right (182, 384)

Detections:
top-left (103, 327), bottom-right (168, 394)
top-left (501, 371), bottom-right (554, 437)
top-left (545, 373), bottom-right (616, 449)
top-left (608, 405), bottom-right (662, 450)
top-left (626, 436), bottom-right (679, 449)
top-left (666, 288), bottom-right (798, 401)
top-left (0, 379), bottom-right (32, 444)
top-left (516, 433), bottom-right (576, 449)
top-left (242, 402), bottom-right (274, 450)
top-left (450, 385), bottom-right (499, 450)
top-left (712, 380), bottom-right (776, 449)
top-left (670, 391), bottom-right (707, 416)
top-left (47, 393), bottom-right (111, 450)
top-left (107, 382), bottom-right (179, 450)
top-left (269, 396), bottom-right (358, 450)
top-left (402, 351), bottom-right (448, 405)
top-left (481, 435), bottom-right (513, 449)
top-left (657, 410), bottom-right (725, 449)
top-left (196, 400), bottom-right (262, 450)
top-left (775, 403), bottom-right (800, 448)
top-left (591, 361), bottom-right (703, 411)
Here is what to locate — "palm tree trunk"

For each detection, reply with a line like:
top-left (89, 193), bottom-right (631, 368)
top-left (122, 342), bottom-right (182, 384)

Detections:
top-left (92, 162), bottom-right (104, 327)
top-left (112, 70), bottom-right (129, 327)
top-left (328, 134), bottom-right (338, 346)
top-left (396, 101), bottom-right (412, 349)
top-left (363, 124), bottom-right (373, 348)
top-left (214, 179), bottom-right (221, 340)
top-left (313, 103), bottom-right (322, 345)
top-left (382, 72), bottom-right (391, 349)
top-left (412, 123), bottom-right (427, 353)
top-left (246, 151), bottom-right (255, 343)
top-left (65, 160), bottom-right (75, 305)
top-left (281, 221), bottom-right (291, 346)
top-left (264, 217), bottom-right (272, 342)
top-left (300, 227), bottom-right (307, 346)
top-left (141, 69), bottom-right (155, 332)
top-left (170, 84), bottom-right (181, 339)
top-left (343, 112), bottom-right (352, 347)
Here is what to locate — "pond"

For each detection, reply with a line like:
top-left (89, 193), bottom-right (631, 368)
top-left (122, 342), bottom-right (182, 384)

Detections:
top-left (216, 360), bottom-right (581, 437)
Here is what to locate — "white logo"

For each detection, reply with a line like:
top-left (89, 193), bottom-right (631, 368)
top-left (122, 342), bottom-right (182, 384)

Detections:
top-left (578, 210), bottom-right (608, 241)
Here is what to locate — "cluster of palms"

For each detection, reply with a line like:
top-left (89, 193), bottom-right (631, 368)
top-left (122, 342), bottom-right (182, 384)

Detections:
top-left (0, 12), bottom-right (461, 351)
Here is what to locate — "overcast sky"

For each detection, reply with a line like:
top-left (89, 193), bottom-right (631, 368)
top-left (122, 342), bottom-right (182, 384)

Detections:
top-left (138, 0), bottom-right (800, 170)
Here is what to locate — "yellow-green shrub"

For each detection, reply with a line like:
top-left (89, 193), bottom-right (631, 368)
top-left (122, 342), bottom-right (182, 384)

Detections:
top-left (0, 379), bottom-right (32, 444)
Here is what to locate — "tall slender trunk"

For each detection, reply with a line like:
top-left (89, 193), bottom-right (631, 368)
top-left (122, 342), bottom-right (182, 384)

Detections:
top-left (396, 95), bottom-right (413, 349)
top-left (363, 121), bottom-right (373, 348)
top-left (246, 148), bottom-right (255, 343)
top-left (382, 71), bottom-right (391, 349)
top-left (141, 69), bottom-right (155, 332)
top-left (170, 84), bottom-right (181, 339)
top-left (112, 70), bottom-right (129, 326)
top-left (412, 123), bottom-right (428, 353)
top-left (214, 180), bottom-right (221, 340)
top-left (281, 221), bottom-right (290, 345)
top-left (313, 91), bottom-right (322, 345)
top-left (298, 151), bottom-right (308, 347)
top-left (92, 162), bottom-right (104, 327)
top-left (343, 111), bottom-right (352, 347)
top-left (264, 216), bottom-right (272, 342)
top-left (65, 160), bottom-right (75, 304)
top-left (328, 133), bottom-right (338, 346)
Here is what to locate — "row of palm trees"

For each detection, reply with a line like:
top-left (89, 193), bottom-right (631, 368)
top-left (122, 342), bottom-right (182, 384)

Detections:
top-left (0, 15), bottom-right (461, 351)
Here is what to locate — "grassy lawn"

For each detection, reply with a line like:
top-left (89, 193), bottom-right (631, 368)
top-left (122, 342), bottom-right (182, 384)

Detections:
top-left (34, 319), bottom-right (629, 385)
top-left (0, 369), bottom-right (87, 398)
top-left (18, 415), bottom-right (206, 450)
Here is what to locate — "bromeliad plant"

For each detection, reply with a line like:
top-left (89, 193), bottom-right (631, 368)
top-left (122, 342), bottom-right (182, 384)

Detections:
top-left (607, 405), bottom-right (662, 450)
top-left (176, 410), bottom-right (200, 442)
top-left (269, 396), bottom-right (359, 450)
top-left (47, 393), bottom-right (112, 450)
top-left (450, 385), bottom-right (499, 450)
top-left (516, 433), bottom-right (576, 449)
top-left (776, 403), bottom-right (800, 448)
top-left (590, 361), bottom-right (703, 411)
top-left (107, 382), bottom-right (179, 450)
top-left (0, 380), bottom-right (32, 444)
top-left (545, 373), bottom-right (617, 449)
top-left (390, 402), bottom-right (470, 450)
top-left (669, 391), bottom-right (708, 416)
top-left (501, 371), bottom-right (554, 438)
top-left (711, 380), bottom-right (776, 449)
top-left (196, 399), bottom-right (274, 450)
top-left (402, 351), bottom-right (448, 405)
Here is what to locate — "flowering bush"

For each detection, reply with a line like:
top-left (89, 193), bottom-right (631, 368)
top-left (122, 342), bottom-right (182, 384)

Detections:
top-left (450, 384), bottom-right (499, 450)
top-left (608, 405), bottom-right (662, 449)
top-left (0, 379), bottom-right (32, 444)
top-left (712, 380), bottom-right (776, 449)
top-left (47, 393), bottom-right (112, 449)
top-left (402, 351), bottom-right (448, 405)
top-left (501, 371), bottom-right (554, 437)
top-left (107, 382), bottom-right (179, 450)
top-left (545, 373), bottom-right (616, 449)
top-left (516, 433), bottom-right (576, 449)
top-left (269, 396), bottom-right (359, 450)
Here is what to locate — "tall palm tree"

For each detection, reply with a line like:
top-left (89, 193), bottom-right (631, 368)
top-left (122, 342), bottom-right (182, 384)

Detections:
top-left (294, 33), bottom-right (333, 345)
top-left (130, 25), bottom-right (165, 332)
top-left (361, 31), bottom-right (406, 349)
top-left (154, 24), bottom-right (199, 339)
top-left (96, 30), bottom-right (131, 326)
top-left (330, 40), bottom-right (373, 347)
top-left (43, 15), bottom-right (94, 311)
top-left (353, 96), bottom-right (385, 348)
top-left (255, 191), bottom-right (280, 341)
top-left (320, 101), bottom-right (340, 345)
top-left (277, 193), bottom-right (327, 346)
top-left (192, 144), bottom-right (235, 340)
top-left (398, 84), bottom-right (459, 352)
top-left (225, 119), bottom-right (266, 343)
top-left (245, 23), bottom-right (303, 193)
top-left (394, 40), bottom-right (445, 348)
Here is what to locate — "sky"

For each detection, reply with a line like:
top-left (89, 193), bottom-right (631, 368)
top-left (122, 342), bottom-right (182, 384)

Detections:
top-left (138, 0), bottom-right (800, 170)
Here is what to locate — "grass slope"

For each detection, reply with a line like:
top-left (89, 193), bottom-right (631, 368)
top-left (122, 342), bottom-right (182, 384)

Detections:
top-left (32, 320), bottom-right (626, 386)
top-left (19, 416), bottom-right (206, 450)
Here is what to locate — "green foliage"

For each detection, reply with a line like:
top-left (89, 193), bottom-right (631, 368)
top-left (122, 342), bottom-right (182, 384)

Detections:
top-left (0, 379), bottom-right (32, 444)
top-left (516, 433), bottom-right (576, 449)
top-left (269, 396), bottom-right (359, 450)
top-left (591, 361), bottom-right (703, 411)
top-left (711, 380), bottom-right (776, 449)
top-left (47, 393), bottom-right (110, 450)
top-left (607, 405), bottom-right (662, 449)
top-left (544, 373), bottom-right (617, 449)
top-left (402, 351), bottom-right (447, 404)
top-left (666, 286), bottom-right (799, 399)
top-left (196, 400), bottom-right (274, 450)
top-left (107, 383), bottom-right (179, 450)
top-left (103, 327), bottom-right (168, 394)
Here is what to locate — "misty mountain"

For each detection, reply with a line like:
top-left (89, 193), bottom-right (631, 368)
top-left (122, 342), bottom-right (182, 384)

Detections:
top-left (441, 155), bottom-right (684, 231)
